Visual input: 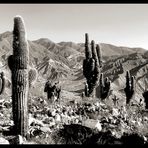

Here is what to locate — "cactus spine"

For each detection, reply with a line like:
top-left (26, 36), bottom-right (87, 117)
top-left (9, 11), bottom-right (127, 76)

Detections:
top-left (0, 72), bottom-right (5, 95)
top-left (99, 73), bottom-right (111, 100)
top-left (124, 71), bottom-right (135, 105)
top-left (8, 16), bottom-right (29, 137)
top-left (83, 33), bottom-right (100, 97)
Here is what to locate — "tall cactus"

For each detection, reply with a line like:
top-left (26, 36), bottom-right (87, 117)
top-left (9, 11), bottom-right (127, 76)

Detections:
top-left (99, 73), bottom-right (111, 100)
top-left (124, 71), bottom-right (135, 105)
top-left (0, 72), bottom-right (5, 95)
top-left (83, 33), bottom-right (100, 97)
top-left (143, 91), bottom-right (148, 109)
top-left (8, 16), bottom-right (29, 137)
top-left (142, 78), bottom-right (148, 109)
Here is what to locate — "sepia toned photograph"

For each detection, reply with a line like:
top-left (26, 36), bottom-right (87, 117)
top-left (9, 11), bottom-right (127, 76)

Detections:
top-left (0, 3), bottom-right (148, 145)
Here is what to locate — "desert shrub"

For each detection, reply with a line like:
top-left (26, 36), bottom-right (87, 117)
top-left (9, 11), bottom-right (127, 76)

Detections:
top-left (121, 132), bottom-right (145, 145)
top-left (52, 124), bottom-right (95, 144)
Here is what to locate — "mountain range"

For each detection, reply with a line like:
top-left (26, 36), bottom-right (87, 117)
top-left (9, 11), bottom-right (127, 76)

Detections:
top-left (0, 31), bottom-right (148, 106)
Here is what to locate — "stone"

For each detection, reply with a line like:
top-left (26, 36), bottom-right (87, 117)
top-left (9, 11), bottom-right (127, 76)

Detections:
top-left (94, 102), bottom-right (100, 107)
top-left (51, 109), bottom-right (56, 117)
top-left (95, 120), bottom-right (102, 131)
top-left (54, 114), bottom-right (61, 123)
top-left (82, 119), bottom-right (102, 131)
top-left (29, 114), bottom-right (44, 127)
top-left (0, 137), bottom-right (9, 144)
top-left (3, 101), bottom-right (11, 108)
top-left (40, 126), bottom-right (52, 133)
top-left (112, 108), bottom-right (120, 117)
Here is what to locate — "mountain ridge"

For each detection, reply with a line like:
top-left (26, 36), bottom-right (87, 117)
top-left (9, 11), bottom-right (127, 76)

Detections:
top-left (0, 31), bottom-right (148, 105)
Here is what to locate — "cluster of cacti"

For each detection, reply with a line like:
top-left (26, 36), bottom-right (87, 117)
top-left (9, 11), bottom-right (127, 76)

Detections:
top-left (114, 60), bottom-right (121, 67)
top-left (44, 81), bottom-right (61, 102)
top-left (0, 72), bottom-right (5, 95)
top-left (83, 33), bottom-right (101, 97)
top-left (124, 71), bottom-right (135, 105)
top-left (113, 60), bottom-right (124, 74)
top-left (8, 16), bottom-right (29, 137)
top-left (99, 73), bottom-right (111, 100)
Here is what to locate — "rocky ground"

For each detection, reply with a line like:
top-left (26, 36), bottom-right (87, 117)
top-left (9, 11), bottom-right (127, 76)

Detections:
top-left (0, 94), bottom-right (148, 144)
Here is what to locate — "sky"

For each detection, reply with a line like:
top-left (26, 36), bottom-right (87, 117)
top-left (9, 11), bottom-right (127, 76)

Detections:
top-left (0, 4), bottom-right (148, 49)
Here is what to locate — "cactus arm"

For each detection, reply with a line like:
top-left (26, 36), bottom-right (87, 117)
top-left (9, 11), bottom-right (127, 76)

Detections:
top-left (96, 44), bottom-right (102, 68)
top-left (8, 55), bottom-right (14, 71)
top-left (98, 73), bottom-right (111, 100)
top-left (85, 33), bottom-right (92, 59)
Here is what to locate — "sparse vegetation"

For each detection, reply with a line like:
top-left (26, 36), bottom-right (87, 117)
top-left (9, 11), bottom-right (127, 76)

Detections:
top-left (0, 16), bottom-right (148, 145)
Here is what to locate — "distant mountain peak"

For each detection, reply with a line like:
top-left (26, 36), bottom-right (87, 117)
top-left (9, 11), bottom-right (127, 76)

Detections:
top-left (0, 31), bottom-right (12, 39)
top-left (34, 38), bottom-right (54, 43)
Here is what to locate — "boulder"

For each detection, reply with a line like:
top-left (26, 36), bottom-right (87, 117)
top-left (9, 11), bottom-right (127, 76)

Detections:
top-left (95, 120), bottom-right (102, 131)
top-left (40, 126), bottom-right (52, 133)
top-left (82, 119), bottom-right (102, 131)
top-left (29, 114), bottom-right (44, 127)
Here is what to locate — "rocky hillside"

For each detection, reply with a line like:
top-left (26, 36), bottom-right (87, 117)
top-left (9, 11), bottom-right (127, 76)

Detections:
top-left (0, 31), bottom-right (148, 105)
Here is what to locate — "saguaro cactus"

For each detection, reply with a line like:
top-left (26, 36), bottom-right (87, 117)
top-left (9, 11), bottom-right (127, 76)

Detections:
top-left (83, 33), bottom-right (100, 97)
top-left (0, 72), bottom-right (5, 95)
top-left (99, 73), bottom-right (111, 100)
top-left (124, 71), bottom-right (135, 105)
top-left (143, 91), bottom-right (148, 109)
top-left (8, 16), bottom-right (29, 137)
top-left (142, 78), bottom-right (148, 109)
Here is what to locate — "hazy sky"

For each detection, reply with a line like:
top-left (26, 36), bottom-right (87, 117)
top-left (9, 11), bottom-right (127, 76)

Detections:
top-left (0, 4), bottom-right (148, 49)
